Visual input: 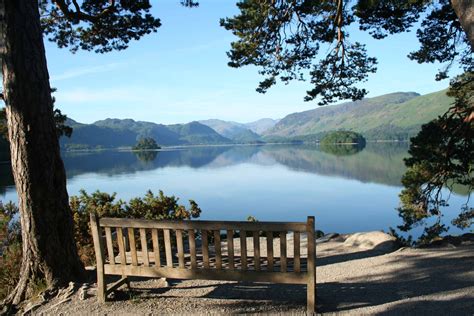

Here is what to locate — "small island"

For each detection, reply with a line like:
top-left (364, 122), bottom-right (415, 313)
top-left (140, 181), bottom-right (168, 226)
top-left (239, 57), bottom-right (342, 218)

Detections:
top-left (132, 137), bottom-right (161, 151)
top-left (320, 131), bottom-right (366, 146)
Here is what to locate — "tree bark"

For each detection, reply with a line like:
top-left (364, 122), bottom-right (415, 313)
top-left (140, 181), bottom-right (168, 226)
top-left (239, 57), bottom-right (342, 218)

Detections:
top-left (451, 0), bottom-right (474, 48)
top-left (0, 0), bottom-right (84, 308)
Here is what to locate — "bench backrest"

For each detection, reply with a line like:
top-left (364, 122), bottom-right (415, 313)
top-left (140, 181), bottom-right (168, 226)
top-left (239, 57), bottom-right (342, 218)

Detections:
top-left (91, 215), bottom-right (315, 274)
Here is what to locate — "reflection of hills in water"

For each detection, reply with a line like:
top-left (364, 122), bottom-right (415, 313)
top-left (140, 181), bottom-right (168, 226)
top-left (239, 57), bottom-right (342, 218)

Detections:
top-left (59, 143), bottom-right (410, 187)
top-left (262, 143), bottom-right (409, 186)
top-left (62, 146), bottom-right (233, 177)
top-left (0, 144), bottom-right (469, 195)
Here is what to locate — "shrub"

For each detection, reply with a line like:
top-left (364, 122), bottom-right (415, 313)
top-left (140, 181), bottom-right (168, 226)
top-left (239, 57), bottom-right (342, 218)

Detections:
top-left (71, 189), bottom-right (201, 265)
top-left (0, 190), bottom-right (202, 299)
top-left (0, 202), bottom-right (21, 301)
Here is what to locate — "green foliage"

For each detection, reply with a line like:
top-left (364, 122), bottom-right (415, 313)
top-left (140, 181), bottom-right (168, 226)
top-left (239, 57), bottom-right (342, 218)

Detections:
top-left (222, 0), bottom-right (471, 105)
top-left (320, 143), bottom-right (364, 156)
top-left (132, 137), bottom-right (160, 151)
top-left (397, 72), bottom-right (473, 242)
top-left (0, 202), bottom-right (21, 301)
top-left (71, 189), bottom-right (201, 265)
top-left (40, 1), bottom-right (162, 53)
top-left (61, 119), bottom-right (232, 149)
top-left (320, 131), bottom-right (366, 146)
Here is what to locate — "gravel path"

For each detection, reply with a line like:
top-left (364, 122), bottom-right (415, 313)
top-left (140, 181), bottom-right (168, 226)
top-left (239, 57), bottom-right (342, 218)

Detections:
top-left (34, 235), bottom-right (474, 315)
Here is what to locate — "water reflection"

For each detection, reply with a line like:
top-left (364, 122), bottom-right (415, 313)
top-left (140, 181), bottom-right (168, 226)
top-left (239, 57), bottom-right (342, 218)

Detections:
top-left (0, 143), bottom-right (468, 234)
top-left (319, 143), bottom-right (365, 156)
top-left (0, 143), bottom-right (410, 190)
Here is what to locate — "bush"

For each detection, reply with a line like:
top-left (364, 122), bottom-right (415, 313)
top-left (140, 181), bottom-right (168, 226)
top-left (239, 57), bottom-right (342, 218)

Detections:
top-left (132, 137), bottom-right (160, 150)
top-left (0, 190), bottom-right (202, 299)
top-left (320, 131), bottom-right (366, 145)
top-left (71, 189), bottom-right (201, 265)
top-left (0, 202), bottom-right (21, 301)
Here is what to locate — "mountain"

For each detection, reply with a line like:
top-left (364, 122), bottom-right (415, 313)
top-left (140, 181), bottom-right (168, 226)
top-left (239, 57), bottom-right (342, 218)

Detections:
top-left (60, 119), bottom-right (231, 149)
top-left (245, 118), bottom-right (279, 134)
top-left (199, 119), bottom-right (261, 142)
top-left (264, 90), bottom-right (453, 140)
top-left (198, 119), bottom-right (249, 138)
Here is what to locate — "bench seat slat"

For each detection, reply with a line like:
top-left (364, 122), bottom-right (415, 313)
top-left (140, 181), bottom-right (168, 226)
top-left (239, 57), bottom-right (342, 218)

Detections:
top-left (164, 229), bottom-right (173, 267)
top-left (128, 228), bottom-right (138, 266)
top-left (140, 228), bottom-right (149, 267)
top-left (214, 231), bottom-right (222, 269)
top-left (176, 229), bottom-right (185, 268)
top-left (266, 232), bottom-right (273, 271)
top-left (151, 229), bottom-right (161, 267)
top-left (202, 230), bottom-right (209, 269)
top-left (227, 230), bottom-right (234, 270)
top-left (117, 227), bottom-right (127, 265)
top-left (105, 227), bottom-right (115, 265)
top-left (104, 264), bottom-right (308, 284)
top-left (189, 230), bottom-right (197, 269)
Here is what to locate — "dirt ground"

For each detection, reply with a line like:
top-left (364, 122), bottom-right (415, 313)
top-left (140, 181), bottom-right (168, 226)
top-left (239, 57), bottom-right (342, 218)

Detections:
top-left (34, 233), bottom-right (474, 315)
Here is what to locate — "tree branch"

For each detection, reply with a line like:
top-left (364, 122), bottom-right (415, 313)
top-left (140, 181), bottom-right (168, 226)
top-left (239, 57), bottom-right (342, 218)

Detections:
top-left (53, 0), bottom-right (116, 24)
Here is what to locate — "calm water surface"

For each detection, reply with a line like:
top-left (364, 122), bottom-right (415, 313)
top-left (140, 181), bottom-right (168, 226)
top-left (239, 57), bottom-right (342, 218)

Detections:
top-left (0, 143), bottom-right (468, 235)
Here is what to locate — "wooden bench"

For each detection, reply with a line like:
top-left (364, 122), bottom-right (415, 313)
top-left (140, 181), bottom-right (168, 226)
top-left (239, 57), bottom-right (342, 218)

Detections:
top-left (90, 214), bottom-right (317, 313)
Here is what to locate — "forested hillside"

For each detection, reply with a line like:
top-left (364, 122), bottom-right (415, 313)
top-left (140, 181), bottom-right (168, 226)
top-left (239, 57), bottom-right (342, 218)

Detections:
top-left (264, 90), bottom-right (452, 141)
top-left (60, 119), bottom-right (231, 149)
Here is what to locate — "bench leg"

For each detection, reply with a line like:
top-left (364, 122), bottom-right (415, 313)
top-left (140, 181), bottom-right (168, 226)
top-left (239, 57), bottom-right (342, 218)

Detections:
top-left (307, 277), bottom-right (315, 314)
top-left (97, 267), bottom-right (106, 303)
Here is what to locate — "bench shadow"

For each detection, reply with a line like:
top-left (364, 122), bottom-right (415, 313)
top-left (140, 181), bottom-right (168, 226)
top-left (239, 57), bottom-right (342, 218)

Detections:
top-left (108, 245), bottom-right (474, 314)
top-left (317, 240), bottom-right (397, 267)
top-left (318, 246), bottom-right (474, 313)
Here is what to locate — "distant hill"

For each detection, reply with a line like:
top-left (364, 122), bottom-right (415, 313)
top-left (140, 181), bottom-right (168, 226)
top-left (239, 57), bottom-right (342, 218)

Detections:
top-left (199, 119), bottom-right (262, 142)
top-left (264, 90), bottom-right (453, 141)
top-left (244, 118), bottom-right (279, 134)
top-left (60, 119), bottom-right (231, 149)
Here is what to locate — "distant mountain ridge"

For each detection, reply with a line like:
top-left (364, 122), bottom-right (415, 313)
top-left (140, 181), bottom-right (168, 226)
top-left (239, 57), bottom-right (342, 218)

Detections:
top-left (60, 89), bottom-right (452, 149)
top-left (264, 90), bottom-right (453, 141)
top-left (198, 118), bottom-right (278, 142)
top-left (61, 119), bottom-right (231, 149)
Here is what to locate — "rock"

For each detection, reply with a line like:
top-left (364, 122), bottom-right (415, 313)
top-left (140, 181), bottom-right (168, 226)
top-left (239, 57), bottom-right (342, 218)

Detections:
top-left (316, 233), bottom-right (340, 244)
top-left (343, 231), bottom-right (397, 252)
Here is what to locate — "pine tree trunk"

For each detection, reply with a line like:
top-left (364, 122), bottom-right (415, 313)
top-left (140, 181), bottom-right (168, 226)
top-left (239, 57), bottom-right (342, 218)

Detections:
top-left (0, 0), bottom-right (84, 307)
top-left (451, 0), bottom-right (474, 47)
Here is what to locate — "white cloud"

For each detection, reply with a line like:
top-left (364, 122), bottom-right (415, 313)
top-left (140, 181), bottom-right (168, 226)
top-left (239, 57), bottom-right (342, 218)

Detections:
top-left (50, 63), bottom-right (124, 82)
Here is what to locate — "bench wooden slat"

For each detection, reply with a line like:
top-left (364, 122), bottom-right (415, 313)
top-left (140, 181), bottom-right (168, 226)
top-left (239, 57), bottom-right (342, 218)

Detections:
top-left (253, 231), bottom-right (260, 271)
top-left (164, 229), bottom-right (173, 267)
top-left (294, 231), bottom-right (300, 273)
top-left (128, 228), bottom-right (138, 266)
top-left (214, 230), bottom-right (222, 269)
top-left (240, 231), bottom-right (247, 270)
top-left (139, 228), bottom-right (149, 267)
top-left (104, 264), bottom-right (308, 284)
top-left (227, 230), bottom-right (234, 270)
top-left (100, 217), bottom-right (307, 232)
top-left (280, 231), bottom-right (287, 272)
top-left (117, 227), bottom-right (127, 265)
top-left (92, 216), bottom-right (317, 313)
top-left (202, 230), bottom-right (209, 269)
top-left (189, 229), bottom-right (197, 269)
top-left (176, 229), bottom-right (185, 268)
top-left (266, 232), bottom-right (273, 271)
top-left (151, 229), bottom-right (161, 267)
top-left (105, 227), bottom-right (115, 265)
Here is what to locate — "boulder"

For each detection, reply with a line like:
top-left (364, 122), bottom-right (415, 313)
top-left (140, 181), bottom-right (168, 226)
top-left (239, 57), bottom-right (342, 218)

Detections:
top-left (343, 231), bottom-right (397, 252)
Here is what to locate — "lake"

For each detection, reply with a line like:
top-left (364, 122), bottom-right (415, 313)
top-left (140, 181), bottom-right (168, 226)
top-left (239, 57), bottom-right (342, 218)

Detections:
top-left (0, 143), bottom-right (469, 236)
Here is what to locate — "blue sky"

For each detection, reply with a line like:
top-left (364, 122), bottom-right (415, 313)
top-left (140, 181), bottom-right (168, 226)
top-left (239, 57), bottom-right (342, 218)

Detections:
top-left (45, 1), bottom-right (456, 124)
